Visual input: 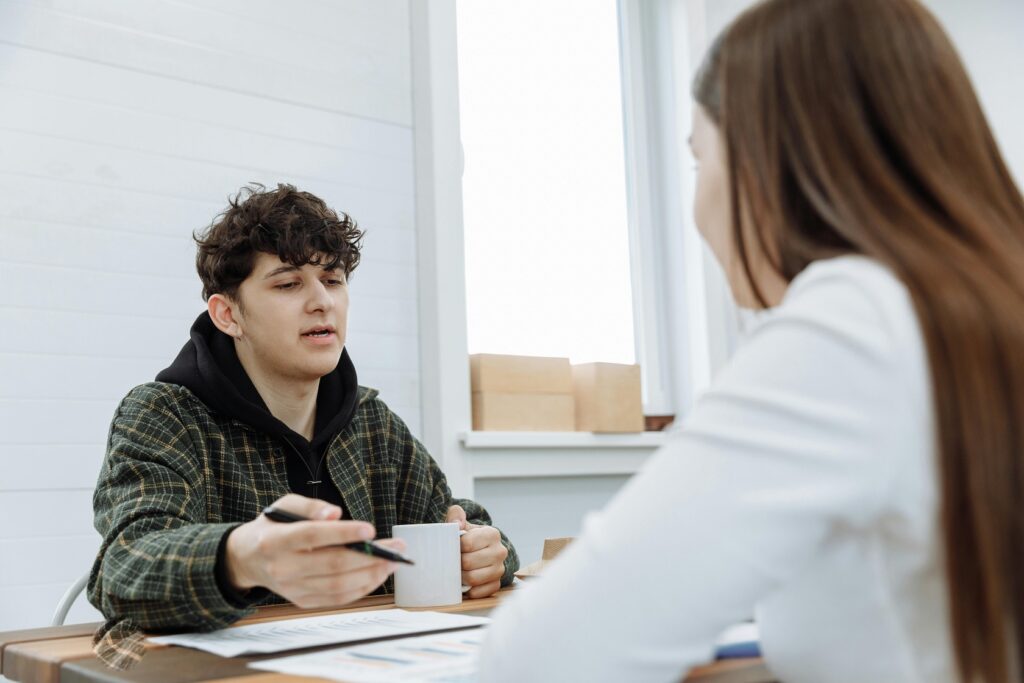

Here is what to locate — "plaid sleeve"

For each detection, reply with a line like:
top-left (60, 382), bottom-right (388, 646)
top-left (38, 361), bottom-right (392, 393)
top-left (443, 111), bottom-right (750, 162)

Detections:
top-left (88, 385), bottom-right (259, 635)
top-left (387, 406), bottom-right (520, 587)
top-left (450, 494), bottom-right (520, 587)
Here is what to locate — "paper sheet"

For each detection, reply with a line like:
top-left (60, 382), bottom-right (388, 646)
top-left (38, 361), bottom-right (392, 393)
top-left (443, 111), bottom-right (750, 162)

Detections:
top-left (249, 628), bottom-right (488, 683)
top-left (148, 609), bottom-right (490, 657)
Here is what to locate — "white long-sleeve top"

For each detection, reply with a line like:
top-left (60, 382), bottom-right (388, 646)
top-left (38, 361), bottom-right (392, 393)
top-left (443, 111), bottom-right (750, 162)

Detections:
top-left (478, 256), bottom-right (956, 683)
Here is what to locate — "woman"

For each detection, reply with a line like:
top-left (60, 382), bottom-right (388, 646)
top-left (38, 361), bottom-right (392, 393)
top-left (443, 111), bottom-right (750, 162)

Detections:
top-left (477, 0), bottom-right (1024, 681)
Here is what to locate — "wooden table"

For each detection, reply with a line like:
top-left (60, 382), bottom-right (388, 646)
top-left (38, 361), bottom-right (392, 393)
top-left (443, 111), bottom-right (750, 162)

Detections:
top-left (0, 591), bottom-right (775, 683)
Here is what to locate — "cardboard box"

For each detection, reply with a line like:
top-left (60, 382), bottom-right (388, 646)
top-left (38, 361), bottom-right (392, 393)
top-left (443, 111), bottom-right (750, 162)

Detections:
top-left (515, 537), bottom-right (575, 579)
top-left (470, 354), bottom-right (573, 395)
top-left (471, 392), bottom-right (576, 432)
top-left (572, 362), bottom-right (644, 433)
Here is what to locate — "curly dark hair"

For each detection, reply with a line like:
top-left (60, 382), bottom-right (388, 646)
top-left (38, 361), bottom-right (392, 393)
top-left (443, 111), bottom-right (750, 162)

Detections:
top-left (194, 183), bottom-right (364, 301)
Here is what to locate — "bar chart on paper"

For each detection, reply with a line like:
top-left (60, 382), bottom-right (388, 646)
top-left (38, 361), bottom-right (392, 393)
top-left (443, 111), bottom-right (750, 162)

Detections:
top-left (250, 629), bottom-right (488, 683)
top-left (148, 610), bottom-right (489, 657)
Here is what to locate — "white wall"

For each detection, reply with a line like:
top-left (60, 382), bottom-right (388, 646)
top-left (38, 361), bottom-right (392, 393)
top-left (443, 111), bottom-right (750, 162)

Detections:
top-left (475, 476), bottom-right (630, 567)
top-left (700, 0), bottom-right (1024, 183)
top-left (0, 0), bottom-right (420, 630)
top-left (922, 0), bottom-right (1024, 185)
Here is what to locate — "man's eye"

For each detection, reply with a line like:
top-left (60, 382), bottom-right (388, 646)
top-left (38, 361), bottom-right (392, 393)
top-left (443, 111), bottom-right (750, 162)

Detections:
top-left (325, 279), bottom-right (345, 287)
top-left (275, 282), bottom-right (298, 290)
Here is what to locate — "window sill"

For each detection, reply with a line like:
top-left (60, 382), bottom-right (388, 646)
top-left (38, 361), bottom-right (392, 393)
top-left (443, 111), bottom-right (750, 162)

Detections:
top-left (459, 431), bottom-right (668, 479)
top-left (460, 430), bottom-right (668, 449)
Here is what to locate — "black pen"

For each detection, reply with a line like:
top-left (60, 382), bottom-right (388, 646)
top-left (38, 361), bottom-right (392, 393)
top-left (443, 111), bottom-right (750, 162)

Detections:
top-left (262, 506), bottom-right (415, 565)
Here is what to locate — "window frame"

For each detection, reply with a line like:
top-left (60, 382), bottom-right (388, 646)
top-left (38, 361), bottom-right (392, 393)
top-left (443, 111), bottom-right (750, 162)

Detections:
top-left (411, 0), bottom-right (737, 497)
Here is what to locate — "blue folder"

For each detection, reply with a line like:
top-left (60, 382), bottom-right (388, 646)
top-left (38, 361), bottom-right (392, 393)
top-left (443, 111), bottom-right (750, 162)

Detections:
top-left (713, 622), bottom-right (761, 659)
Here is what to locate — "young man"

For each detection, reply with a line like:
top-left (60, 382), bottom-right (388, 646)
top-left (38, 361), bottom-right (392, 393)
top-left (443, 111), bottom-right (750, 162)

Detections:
top-left (88, 184), bottom-right (518, 662)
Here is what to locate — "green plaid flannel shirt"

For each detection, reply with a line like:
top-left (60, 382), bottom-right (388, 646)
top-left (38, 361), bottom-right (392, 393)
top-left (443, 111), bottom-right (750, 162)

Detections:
top-left (88, 381), bottom-right (518, 665)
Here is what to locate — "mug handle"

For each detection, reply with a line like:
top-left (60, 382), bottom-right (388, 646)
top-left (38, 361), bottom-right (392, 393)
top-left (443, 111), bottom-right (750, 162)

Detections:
top-left (459, 529), bottom-right (471, 593)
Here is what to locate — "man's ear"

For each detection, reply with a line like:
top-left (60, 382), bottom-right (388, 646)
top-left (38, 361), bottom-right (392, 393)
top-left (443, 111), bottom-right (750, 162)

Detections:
top-left (208, 294), bottom-right (243, 338)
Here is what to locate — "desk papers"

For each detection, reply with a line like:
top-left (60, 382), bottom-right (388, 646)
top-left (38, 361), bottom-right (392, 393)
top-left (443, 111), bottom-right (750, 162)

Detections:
top-left (250, 629), bottom-right (487, 683)
top-left (148, 609), bottom-right (490, 657)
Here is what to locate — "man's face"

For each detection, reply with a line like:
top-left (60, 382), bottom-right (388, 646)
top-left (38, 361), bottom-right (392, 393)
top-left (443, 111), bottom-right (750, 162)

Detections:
top-left (230, 252), bottom-right (349, 383)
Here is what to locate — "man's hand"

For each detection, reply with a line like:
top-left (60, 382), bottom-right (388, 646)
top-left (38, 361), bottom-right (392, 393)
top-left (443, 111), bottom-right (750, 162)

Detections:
top-left (446, 505), bottom-right (508, 599)
top-left (225, 494), bottom-right (405, 609)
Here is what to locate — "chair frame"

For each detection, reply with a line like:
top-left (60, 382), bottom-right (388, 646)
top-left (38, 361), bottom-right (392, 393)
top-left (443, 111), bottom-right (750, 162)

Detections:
top-left (51, 572), bottom-right (90, 626)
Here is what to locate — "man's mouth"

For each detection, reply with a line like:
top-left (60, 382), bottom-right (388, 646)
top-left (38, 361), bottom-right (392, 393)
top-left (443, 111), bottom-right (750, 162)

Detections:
top-left (301, 326), bottom-right (335, 338)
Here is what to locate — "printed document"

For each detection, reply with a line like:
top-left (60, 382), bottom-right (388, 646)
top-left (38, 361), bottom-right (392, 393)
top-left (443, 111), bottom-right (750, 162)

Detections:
top-left (250, 628), bottom-right (488, 683)
top-left (148, 609), bottom-right (490, 657)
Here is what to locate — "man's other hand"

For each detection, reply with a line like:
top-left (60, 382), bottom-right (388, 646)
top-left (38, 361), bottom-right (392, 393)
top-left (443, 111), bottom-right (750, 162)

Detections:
top-left (446, 504), bottom-right (508, 599)
top-left (225, 493), bottom-right (404, 609)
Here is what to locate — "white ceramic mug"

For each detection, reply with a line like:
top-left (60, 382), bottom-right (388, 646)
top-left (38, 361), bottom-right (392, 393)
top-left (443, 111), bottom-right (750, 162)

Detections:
top-left (392, 522), bottom-right (469, 608)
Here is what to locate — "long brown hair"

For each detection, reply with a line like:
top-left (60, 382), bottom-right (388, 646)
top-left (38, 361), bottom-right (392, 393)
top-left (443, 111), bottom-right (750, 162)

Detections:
top-left (693, 0), bottom-right (1024, 680)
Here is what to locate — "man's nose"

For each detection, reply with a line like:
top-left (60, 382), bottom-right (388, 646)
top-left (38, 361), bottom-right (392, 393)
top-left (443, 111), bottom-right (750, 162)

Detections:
top-left (307, 281), bottom-right (334, 311)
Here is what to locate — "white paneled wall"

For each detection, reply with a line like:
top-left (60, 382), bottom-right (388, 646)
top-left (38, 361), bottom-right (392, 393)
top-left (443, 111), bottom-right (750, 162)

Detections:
top-left (0, 0), bottom-right (419, 630)
top-left (699, 0), bottom-right (1024, 183)
top-left (922, 0), bottom-right (1024, 186)
top-left (475, 476), bottom-right (631, 570)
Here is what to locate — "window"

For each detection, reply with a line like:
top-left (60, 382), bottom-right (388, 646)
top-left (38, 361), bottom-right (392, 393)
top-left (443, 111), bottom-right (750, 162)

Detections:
top-left (456, 0), bottom-right (636, 366)
top-left (447, 0), bottom-right (724, 420)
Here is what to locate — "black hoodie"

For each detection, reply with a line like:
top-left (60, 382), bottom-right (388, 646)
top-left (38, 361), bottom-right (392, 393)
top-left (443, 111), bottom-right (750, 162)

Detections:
top-left (156, 312), bottom-right (359, 510)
